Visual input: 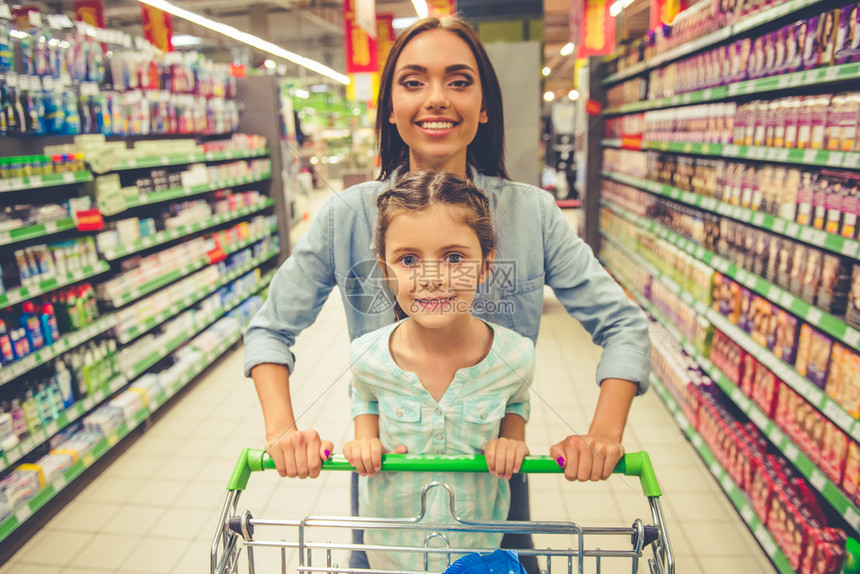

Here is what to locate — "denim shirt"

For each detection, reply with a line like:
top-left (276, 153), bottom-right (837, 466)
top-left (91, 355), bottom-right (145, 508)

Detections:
top-left (243, 169), bottom-right (651, 392)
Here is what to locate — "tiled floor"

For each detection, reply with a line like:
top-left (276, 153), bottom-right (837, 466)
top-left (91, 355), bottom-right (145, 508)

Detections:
top-left (0, 206), bottom-right (777, 573)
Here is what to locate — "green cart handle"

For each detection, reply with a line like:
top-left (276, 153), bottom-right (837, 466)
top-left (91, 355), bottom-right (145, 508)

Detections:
top-left (227, 449), bottom-right (662, 497)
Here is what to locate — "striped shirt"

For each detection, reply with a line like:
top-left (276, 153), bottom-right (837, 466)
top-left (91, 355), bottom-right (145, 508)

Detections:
top-left (350, 319), bottom-right (534, 572)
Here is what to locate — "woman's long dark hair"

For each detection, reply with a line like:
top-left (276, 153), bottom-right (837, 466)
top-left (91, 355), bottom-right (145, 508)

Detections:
top-left (376, 16), bottom-right (509, 181)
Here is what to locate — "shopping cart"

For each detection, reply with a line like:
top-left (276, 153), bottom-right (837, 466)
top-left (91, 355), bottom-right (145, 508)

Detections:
top-left (211, 449), bottom-right (674, 574)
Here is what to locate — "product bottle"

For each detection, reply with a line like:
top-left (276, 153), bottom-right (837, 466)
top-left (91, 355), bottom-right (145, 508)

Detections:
top-left (82, 347), bottom-right (95, 395)
top-left (40, 303), bottom-right (60, 345)
top-left (0, 318), bottom-right (14, 365)
top-left (9, 399), bottom-right (29, 440)
top-left (21, 388), bottom-right (40, 433)
top-left (43, 381), bottom-right (62, 420)
top-left (54, 361), bottom-right (74, 409)
top-left (34, 383), bottom-right (52, 426)
top-left (106, 338), bottom-right (118, 378)
top-left (9, 327), bottom-right (30, 360)
top-left (20, 301), bottom-right (45, 350)
top-left (68, 354), bottom-right (87, 400)
top-left (75, 285), bottom-right (89, 326)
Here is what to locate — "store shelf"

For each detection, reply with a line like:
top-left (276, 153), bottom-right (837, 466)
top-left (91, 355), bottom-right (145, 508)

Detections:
top-left (0, 327), bottom-right (243, 544)
top-left (0, 261), bottom-right (111, 311)
top-left (122, 269), bottom-right (274, 381)
top-left (0, 219), bottom-right (78, 247)
top-left (0, 171), bottom-right (93, 193)
top-left (601, 200), bottom-right (860, 351)
top-left (0, 375), bottom-right (128, 473)
top-left (117, 248), bottom-right (278, 344)
top-left (639, 141), bottom-right (860, 171)
top-left (104, 171), bottom-right (272, 216)
top-left (607, 62), bottom-right (860, 115)
top-left (106, 225), bottom-right (277, 308)
top-left (606, 243), bottom-right (860, 532)
top-left (649, 374), bottom-right (794, 572)
top-left (90, 147), bottom-right (269, 174)
top-left (603, 0), bottom-right (826, 85)
top-left (102, 199), bottom-right (275, 260)
top-left (602, 171), bottom-right (860, 259)
top-left (0, 315), bottom-right (118, 387)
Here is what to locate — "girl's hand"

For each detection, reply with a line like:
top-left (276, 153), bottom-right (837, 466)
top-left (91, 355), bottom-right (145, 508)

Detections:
top-left (266, 429), bottom-right (333, 479)
top-left (484, 437), bottom-right (529, 480)
top-left (549, 434), bottom-right (624, 482)
top-left (343, 440), bottom-right (407, 477)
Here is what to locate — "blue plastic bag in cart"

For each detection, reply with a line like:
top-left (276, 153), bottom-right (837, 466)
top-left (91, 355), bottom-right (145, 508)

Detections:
top-left (443, 549), bottom-right (527, 574)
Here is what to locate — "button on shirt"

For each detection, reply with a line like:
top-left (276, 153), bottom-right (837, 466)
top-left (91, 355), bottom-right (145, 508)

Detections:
top-left (349, 319), bottom-right (533, 572)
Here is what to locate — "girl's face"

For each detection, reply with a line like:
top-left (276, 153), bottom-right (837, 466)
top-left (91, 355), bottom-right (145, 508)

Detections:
top-left (389, 29), bottom-right (488, 177)
top-left (380, 203), bottom-right (492, 330)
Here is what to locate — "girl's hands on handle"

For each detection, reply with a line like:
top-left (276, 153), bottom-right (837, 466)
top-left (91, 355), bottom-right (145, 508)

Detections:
top-left (343, 439), bottom-right (407, 477)
top-left (485, 437), bottom-right (529, 480)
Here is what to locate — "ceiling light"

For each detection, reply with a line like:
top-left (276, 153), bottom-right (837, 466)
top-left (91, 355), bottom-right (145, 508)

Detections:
top-left (295, 89), bottom-right (310, 99)
top-left (136, 0), bottom-right (349, 85)
top-left (171, 34), bottom-right (202, 46)
top-left (543, 91), bottom-right (555, 102)
top-left (263, 59), bottom-right (276, 69)
top-left (411, 0), bottom-right (428, 18)
top-left (568, 89), bottom-right (580, 100)
top-left (541, 66), bottom-right (551, 77)
top-left (560, 42), bottom-right (575, 56)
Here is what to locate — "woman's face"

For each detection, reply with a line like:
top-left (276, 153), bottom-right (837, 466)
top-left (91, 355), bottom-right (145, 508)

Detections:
top-left (389, 29), bottom-right (488, 177)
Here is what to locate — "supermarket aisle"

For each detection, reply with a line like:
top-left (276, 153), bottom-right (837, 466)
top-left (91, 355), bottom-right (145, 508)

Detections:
top-left (0, 207), bottom-right (775, 573)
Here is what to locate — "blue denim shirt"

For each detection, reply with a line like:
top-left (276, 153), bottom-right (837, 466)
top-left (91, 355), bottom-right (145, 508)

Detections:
top-left (244, 169), bottom-right (651, 392)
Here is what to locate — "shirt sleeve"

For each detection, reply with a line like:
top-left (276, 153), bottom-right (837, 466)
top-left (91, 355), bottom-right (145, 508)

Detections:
top-left (243, 200), bottom-right (337, 377)
top-left (539, 192), bottom-right (651, 394)
top-left (505, 337), bottom-right (534, 422)
top-left (350, 340), bottom-right (380, 419)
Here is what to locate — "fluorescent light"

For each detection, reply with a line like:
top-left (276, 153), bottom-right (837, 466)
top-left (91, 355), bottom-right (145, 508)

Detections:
top-left (560, 42), bottom-right (575, 56)
top-left (295, 89), bottom-right (310, 99)
top-left (171, 34), bottom-right (201, 46)
top-left (543, 91), bottom-right (555, 102)
top-left (393, 17), bottom-right (419, 30)
top-left (411, 0), bottom-right (428, 18)
top-left (568, 89), bottom-right (580, 100)
top-left (136, 0), bottom-right (349, 85)
top-left (541, 66), bottom-right (551, 77)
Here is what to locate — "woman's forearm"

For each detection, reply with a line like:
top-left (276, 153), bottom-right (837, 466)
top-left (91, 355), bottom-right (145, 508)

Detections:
top-left (589, 378), bottom-right (637, 441)
top-left (251, 363), bottom-right (297, 440)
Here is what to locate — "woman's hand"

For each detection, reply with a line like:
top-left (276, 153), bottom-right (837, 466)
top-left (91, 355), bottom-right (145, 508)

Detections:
top-left (549, 433), bottom-right (624, 482)
top-left (266, 429), bottom-right (333, 479)
top-left (484, 437), bottom-right (529, 480)
top-left (343, 439), bottom-right (407, 477)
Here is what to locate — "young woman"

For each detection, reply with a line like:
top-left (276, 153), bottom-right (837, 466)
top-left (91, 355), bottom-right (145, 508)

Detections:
top-left (344, 170), bottom-right (532, 571)
top-left (244, 16), bottom-right (650, 571)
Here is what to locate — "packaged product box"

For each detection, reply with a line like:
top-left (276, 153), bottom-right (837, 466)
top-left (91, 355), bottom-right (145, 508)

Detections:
top-left (764, 32), bottom-right (777, 77)
top-left (836, 3), bottom-right (860, 64)
top-left (840, 94), bottom-right (860, 152)
top-left (818, 10), bottom-right (841, 67)
top-left (810, 95), bottom-right (832, 151)
top-left (795, 324), bottom-right (815, 377)
top-left (800, 527), bottom-right (847, 574)
top-left (821, 421), bottom-right (849, 484)
top-left (783, 97), bottom-right (801, 148)
top-left (827, 95), bottom-right (847, 151)
top-left (786, 21), bottom-right (807, 72)
top-left (752, 298), bottom-right (775, 348)
top-left (824, 179), bottom-right (845, 234)
top-left (803, 16), bottom-right (822, 70)
top-left (789, 243), bottom-right (809, 295)
top-left (751, 462), bottom-right (775, 523)
top-left (817, 253), bottom-right (849, 314)
top-left (800, 248), bottom-right (823, 304)
top-left (796, 96), bottom-right (816, 149)
top-left (841, 175), bottom-right (860, 239)
top-left (752, 233), bottom-right (771, 277)
top-left (741, 353), bottom-right (757, 396)
top-left (752, 362), bottom-right (779, 417)
top-left (835, 349), bottom-right (860, 418)
top-left (750, 36), bottom-right (765, 80)
top-left (782, 500), bottom-right (812, 571)
top-left (847, 264), bottom-right (860, 328)
top-left (844, 441), bottom-right (860, 499)
top-left (775, 310), bottom-right (799, 364)
top-left (795, 171), bottom-right (816, 227)
top-left (774, 28), bottom-right (788, 73)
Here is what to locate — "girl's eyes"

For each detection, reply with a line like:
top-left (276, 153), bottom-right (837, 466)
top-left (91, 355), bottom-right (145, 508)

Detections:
top-left (397, 76), bottom-right (474, 89)
top-left (400, 255), bottom-right (418, 267)
top-left (445, 253), bottom-right (463, 264)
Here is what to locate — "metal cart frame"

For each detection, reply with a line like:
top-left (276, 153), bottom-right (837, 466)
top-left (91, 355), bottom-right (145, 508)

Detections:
top-left (211, 449), bottom-right (674, 574)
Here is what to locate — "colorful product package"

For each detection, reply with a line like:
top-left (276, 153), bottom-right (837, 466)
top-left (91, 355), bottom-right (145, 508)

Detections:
top-left (844, 441), bottom-right (860, 501)
top-left (803, 16), bottom-right (821, 70)
top-left (820, 421), bottom-right (849, 485)
top-left (775, 311), bottom-right (799, 365)
top-left (817, 10), bottom-right (840, 67)
top-left (848, 264), bottom-right (860, 329)
top-left (836, 3), bottom-right (860, 64)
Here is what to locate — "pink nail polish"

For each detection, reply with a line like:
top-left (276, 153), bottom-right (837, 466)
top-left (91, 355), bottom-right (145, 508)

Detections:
top-left (556, 457), bottom-right (565, 468)
top-left (324, 449), bottom-right (331, 459)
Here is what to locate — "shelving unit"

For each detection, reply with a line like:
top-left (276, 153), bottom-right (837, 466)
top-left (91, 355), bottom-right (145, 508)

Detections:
top-left (596, 1), bottom-right (860, 566)
top-left (602, 0), bottom-right (826, 85)
top-left (601, 234), bottom-right (860, 532)
top-left (0, 131), bottom-right (284, 544)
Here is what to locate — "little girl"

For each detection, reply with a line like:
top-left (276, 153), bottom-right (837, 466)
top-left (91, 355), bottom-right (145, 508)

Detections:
top-left (342, 170), bottom-right (534, 572)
